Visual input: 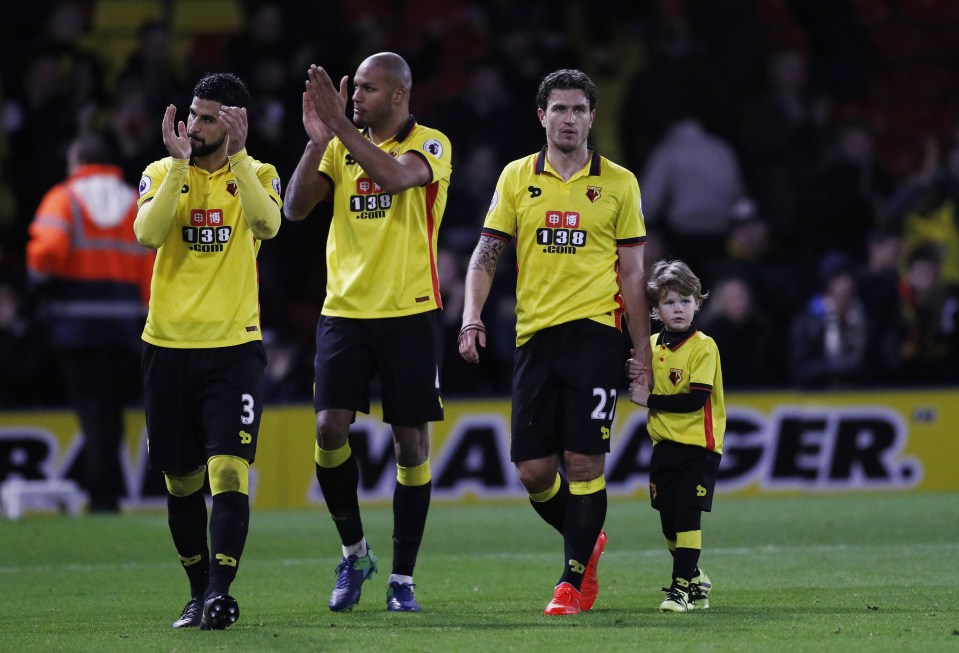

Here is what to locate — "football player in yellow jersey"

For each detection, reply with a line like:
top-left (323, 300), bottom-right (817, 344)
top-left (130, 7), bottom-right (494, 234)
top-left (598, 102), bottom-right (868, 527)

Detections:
top-left (134, 73), bottom-right (282, 630)
top-left (629, 259), bottom-right (725, 613)
top-left (284, 53), bottom-right (451, 613)
top-left (459, 69), bottom-right (652, 615)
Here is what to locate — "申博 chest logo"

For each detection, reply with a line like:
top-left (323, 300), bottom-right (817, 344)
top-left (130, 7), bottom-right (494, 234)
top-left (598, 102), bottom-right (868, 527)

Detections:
top-left (536, 210), bottom-right (587, 255)
top-left (183, 208), bottom-right (232, 253)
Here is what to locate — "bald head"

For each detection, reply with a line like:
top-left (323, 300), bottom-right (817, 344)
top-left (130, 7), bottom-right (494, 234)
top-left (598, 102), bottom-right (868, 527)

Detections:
top-left (358, 52), bottom-right (412, 93)
top-left (351, 52), bottom-right (414, 133)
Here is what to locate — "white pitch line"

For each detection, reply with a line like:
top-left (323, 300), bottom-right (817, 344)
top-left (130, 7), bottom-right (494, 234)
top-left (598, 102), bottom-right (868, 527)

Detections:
top-left (2, 542), bottom-right (957, 575)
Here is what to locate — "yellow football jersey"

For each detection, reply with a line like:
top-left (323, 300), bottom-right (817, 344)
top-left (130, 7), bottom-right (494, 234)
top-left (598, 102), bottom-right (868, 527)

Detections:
top-left (318, 117), bottom-right (452, 318)
top-left (483, 148), bottom-right (645, 346)
top-left (647, 329), bottom-right (726, 453)
top-left (137, 156), bottom-right (282, 347)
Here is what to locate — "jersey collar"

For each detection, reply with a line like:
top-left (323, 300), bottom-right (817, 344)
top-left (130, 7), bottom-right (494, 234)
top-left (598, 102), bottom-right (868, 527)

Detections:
top-left (534, 147), bottom-right (603, 177)
top-left (656, 323), bottom-right (698, 351)
top-left (362, 115), bottom-right (417, 143)
top-left (190, 158), bottom-right (231, 175)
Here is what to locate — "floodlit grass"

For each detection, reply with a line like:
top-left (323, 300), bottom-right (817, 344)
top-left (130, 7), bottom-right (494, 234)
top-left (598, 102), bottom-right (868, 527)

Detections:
top-left (1, 493), bottom-right (957, 652)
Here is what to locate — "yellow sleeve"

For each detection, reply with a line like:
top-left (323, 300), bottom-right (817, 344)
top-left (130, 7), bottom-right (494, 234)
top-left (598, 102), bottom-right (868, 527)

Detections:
top-left (133, 159), bottom-right (188, 249)
top-left (229, 150), bottom-right (281, 240)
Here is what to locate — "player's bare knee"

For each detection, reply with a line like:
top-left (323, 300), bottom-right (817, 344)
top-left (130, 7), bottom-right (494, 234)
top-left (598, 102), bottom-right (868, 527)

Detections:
top-left (516, 458), bottom-right (557, 493)
top-left (564, 452), bottom-right (604, 482)
top-left (393, 425), bottom-right (429, 466)
top-left (316, 410), bottom-right (351, 449)
top-left (207, 455), bottom-right (250, 496)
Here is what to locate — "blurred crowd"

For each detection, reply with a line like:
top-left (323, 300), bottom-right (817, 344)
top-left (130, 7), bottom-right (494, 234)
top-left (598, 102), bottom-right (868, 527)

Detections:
top-left (1, 0), bottom-right (958, 408)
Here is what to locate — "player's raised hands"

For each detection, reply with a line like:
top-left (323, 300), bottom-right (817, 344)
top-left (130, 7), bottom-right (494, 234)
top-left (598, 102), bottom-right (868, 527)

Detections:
top-left (301, 89), bottom-right (334, 146)
top-left (305, 65), bottom-right (349, 130)
top-left (161, 104), bottom-right (190, 160)
top-left (219, 106), bottom-right (248, 156)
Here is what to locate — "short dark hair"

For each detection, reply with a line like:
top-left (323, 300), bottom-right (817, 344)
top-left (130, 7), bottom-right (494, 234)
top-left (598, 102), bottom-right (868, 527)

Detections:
top-left (70, 132), bottom-right (117, 166)
top-left (193, 72), bottom-right (251, 108)
top-left (535, 69), bottom-right (597, 111)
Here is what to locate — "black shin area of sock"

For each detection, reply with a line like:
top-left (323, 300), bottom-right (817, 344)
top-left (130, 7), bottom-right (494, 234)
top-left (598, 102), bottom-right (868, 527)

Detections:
top-left (206, 491), bottom-right (248, 598)
top-left (671, 505), bottom-right (702, 584)
top-left (559, 489), bottom-right (607, 590)
top-left (315, 458), bottom-right (364, 546)
top-left (392, 481), bottom-right (431, 576)
top-left (530, 478), bottom-right (570, 534)
top-left (167, 490), bottom-right (209, 599)
top-left (672, 547), bottom-right (700, 586)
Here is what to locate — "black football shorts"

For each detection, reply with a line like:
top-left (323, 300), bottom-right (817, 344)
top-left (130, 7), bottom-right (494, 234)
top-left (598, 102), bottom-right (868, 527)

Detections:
top-left (313, 310), bottom-right (444, 426)
top-left (649, 439), bottom-right (722, 512)
top-left (510, 319), bottom-right (625, 462)
top-left (142, 341), bottom-right (266, 474)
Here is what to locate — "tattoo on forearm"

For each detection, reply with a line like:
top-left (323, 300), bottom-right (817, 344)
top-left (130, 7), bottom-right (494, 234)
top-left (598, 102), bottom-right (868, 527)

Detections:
top-left (469, 235), bottom-right (505, 279)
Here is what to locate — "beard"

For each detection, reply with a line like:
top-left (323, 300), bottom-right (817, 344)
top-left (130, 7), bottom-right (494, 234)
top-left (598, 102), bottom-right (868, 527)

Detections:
top-left (191, 135), bottom-right (226, 158)
top-left (549, 128), bottom-right (587, 154)
top-left (352, 104), bottom-right (387, 129)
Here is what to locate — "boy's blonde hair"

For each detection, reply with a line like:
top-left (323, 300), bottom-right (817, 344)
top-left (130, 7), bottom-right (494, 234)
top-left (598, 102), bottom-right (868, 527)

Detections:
top-left (645, 259), bottom-right (708, 320)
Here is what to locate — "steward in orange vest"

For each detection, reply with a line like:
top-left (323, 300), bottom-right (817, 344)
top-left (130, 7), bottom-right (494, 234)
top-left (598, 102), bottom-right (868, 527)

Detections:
top-left (27, 134), bottom-right (153, 348)
top-left (26, 133), bottom-right (153, 512)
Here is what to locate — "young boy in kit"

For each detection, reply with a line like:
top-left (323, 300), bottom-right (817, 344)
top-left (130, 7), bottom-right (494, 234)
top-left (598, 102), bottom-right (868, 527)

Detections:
top-left (629, 259), bottom-right (725, 612)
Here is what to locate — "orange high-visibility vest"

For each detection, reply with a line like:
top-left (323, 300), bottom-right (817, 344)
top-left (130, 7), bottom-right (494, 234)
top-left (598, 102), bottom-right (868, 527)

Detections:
top-left (27, 163), bottom-right (153, 348)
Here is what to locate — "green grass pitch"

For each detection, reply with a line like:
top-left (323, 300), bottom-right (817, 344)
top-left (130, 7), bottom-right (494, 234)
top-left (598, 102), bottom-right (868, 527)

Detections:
top-left (1, 493), bottom-right (956, 652)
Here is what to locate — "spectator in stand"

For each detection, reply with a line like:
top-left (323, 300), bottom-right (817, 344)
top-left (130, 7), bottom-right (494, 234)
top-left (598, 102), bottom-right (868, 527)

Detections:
top-left (885, 138), bottom-right (959, 286)
top-left (698, 275), bottom-right (780, 389)
top-left (896, 243), bottom-right (959, 385)
top-left (639, 112), bottom-right (745, 275)
top-left (788, 252), bottom-right (870, 388)
top-left (703, 197), bottom-right (801, 331)
top-left (797, 120), bottom-right (892, 274)
top-left (856, 229), bottom-right (904, 383)
top-left (738, 47), bottom-right (830, 242)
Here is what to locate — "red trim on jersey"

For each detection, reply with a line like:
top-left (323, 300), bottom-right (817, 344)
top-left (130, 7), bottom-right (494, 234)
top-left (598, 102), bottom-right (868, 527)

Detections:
top-left (613, 266), bottom-right (625, 331)
top-left (425, 181), bottom-right (442, 308)
top-left (665, 330), bottom-right (698, 351)
top-left (480, 227), bottom-right (513, 243)
top-left (703, 397), bottom-right (716, 451)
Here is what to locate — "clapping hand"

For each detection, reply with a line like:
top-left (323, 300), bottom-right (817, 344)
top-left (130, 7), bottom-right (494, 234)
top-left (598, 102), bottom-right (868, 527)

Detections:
top-left (161, 105), bottom-right (190, 160)
top-left (305, 65), bottom-right (349, 131)
top-left (218, 105), bottom-right (248, 156)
